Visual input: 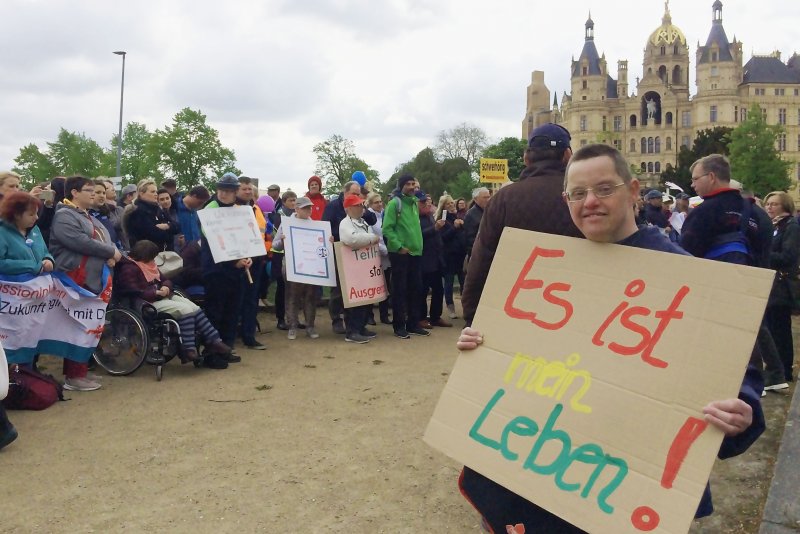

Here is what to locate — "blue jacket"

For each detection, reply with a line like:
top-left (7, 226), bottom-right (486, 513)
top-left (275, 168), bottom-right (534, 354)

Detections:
top-left (175, 193), bottom-right (202, 244)
top-left (0, 220), bottom-right (53, 275)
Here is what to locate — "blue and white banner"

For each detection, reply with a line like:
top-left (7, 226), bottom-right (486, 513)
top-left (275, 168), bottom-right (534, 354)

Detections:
top-left (0, 272), bottom-right (111, 364)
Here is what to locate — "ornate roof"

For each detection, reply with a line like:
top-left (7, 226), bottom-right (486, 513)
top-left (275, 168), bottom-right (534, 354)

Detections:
top-left (648, 1), bottom-right (687, 46)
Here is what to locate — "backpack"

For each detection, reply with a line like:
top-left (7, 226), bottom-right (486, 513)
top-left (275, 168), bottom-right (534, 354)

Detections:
top-left (704, 198), bottom-right (756, 265)
top-left (2, 364), bottom-right (65, 411)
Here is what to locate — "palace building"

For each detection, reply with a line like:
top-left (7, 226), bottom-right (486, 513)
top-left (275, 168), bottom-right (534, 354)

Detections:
top-left (521, 1), bottom-right (800, 190)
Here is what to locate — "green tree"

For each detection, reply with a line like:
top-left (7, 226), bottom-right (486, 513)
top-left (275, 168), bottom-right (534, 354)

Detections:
top-left (104, 122), bottom-right (160, 182)
top-left (660, 127), bottom-right (733, 193)
top-left (312, 134), bottom-right (379, 194)
top-left (435, 122), bottom-right (487, 168)
top-left (727, 103), bottom-right (791, 197)
top-left (46, 128), bottom-right (106, 177)
top-left (149, 108), bottom-right (239, 190)
top-left (481, 137), bottom-right (526, 181)
top-left (13, 143), bottom-right (57, 188)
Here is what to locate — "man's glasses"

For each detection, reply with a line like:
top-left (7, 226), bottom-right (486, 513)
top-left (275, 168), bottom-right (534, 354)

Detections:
top-left (691, 173), bottom-right (710, 182)
top-left (564, 182), bottom-right (626, 203)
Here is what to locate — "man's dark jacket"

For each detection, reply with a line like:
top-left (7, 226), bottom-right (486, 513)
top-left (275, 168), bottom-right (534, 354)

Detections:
top-left (461, 159), bottom-right (583, 324)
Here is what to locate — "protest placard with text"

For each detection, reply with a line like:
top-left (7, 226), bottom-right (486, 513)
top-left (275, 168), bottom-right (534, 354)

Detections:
top-left (334, 242), bottom-right (387, 308)
top-left (425, 228), bottom-right (774, 534)
top-left (282, 217), bottom-right (336, 287)
top-left (197, 205), bottom-right (267, 263)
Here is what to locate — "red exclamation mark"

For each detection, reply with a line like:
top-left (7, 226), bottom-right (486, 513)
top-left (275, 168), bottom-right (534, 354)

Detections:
top-left (630, 416), bottom-right (708, 531)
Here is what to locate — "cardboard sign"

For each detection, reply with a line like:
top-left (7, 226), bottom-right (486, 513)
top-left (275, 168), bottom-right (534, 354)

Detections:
top-left (480, 158), bottom-right (509, 183)
top-left (334, 242), bottom-right (388, 308)
top-left (282, 217), bottom-right (336, 287)
top-left (197, 205), bottom-right (267, 263)
top-left (425, 228), bottom-right (774, 534)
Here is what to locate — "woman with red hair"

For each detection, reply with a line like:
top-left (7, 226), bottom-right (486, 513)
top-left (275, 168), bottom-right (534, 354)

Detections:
top-left (0, 191), bottom-right (54, 275)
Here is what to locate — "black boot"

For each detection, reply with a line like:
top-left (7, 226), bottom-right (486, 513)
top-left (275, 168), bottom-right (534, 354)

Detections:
top-left (0, 405), bottom-right (18, 451)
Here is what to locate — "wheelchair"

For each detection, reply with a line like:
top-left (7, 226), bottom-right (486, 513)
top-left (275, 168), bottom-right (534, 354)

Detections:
top-left (93, 292), bottom-right (189, 381)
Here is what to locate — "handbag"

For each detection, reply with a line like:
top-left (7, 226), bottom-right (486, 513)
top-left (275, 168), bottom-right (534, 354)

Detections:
top-left (2, 364), bottom-right (64, 411)
top-left (155, 251), bottom-right (184, 278)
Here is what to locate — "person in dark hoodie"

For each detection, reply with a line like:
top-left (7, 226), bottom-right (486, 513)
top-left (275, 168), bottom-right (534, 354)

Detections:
top-left (417, 192), bottom-right (450, 328)
top-left (461, 123), bottom-right (583, 327)
top-left (198, 173), bottom-right (252, 362)
top-left (455, 144), bottom-right (765, 533)
top-left (322, 180), bottom-right (377, 335)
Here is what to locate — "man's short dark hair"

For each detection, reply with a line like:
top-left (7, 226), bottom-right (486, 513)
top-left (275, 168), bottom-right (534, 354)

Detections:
top-left (690, 154), bottom-right (731, 182)
top-left (238, 176), bottom-right (252, 185)
top-left (64, 175), bottom-right (92, 200)
top-left (93, 179), bottom-right (107, 189)
top-left (565, 144), bottom-right (634, 189)
top-left (157, 188), bottom-right (170, 197)
top-left (187, 185), bottom-right (210, 201)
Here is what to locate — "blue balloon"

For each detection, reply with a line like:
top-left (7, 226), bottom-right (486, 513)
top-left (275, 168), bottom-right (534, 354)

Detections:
top-left (352, 171), bottom-right (367, 186)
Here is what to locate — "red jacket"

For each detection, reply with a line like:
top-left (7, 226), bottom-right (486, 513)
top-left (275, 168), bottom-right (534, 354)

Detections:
top-left (306, 192), bottom-right (328, 221)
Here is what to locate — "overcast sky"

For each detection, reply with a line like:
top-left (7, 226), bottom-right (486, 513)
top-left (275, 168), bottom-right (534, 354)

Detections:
top-left (1, 0), bottom-right (797, 194)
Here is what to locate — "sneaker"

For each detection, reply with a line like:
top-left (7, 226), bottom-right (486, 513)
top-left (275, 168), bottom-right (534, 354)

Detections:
top-left (761, 389), bottom-right (767, 397)
top-left (360, 329), bottom-right (377, 338)
top-left (203, 352), bottom-right (229, 369)
top-left (380, 315), bottom-right (392, 325)
top-left (366, 316), bottom-right (377, 326)
top-left (332, 319), bottom-right (346, 335)
top-left (447, 304), bottom-right (457, 319)
top-left (63, 377), bottom-right (102, 391)
top-left (393, 328), bottom-right (410, 339)
top-left (277, 321), bottom-right (289, 331)
top-left (418, 319), bottom-right (433, 329)
top-left (244, 341), bottom-right (267, 351)
top-left (407, 326), bottom-right (431, 337)
top-left (85, 371), bottom-right (104, 381)
top-left (306, 327), bottom-right (319, 339)
top-left (288, 329), bottom-right (297, 340)
top-left (345, 333), bottom-right (371, 344)
top-left (764, 382), bottom-right (789, 391)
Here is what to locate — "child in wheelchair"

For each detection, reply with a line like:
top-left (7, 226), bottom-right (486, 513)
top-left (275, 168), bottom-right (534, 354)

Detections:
top-left (115, 240), bottom-right (231, 369)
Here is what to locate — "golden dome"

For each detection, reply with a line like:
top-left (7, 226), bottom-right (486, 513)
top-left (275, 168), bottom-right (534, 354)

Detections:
top-left (648, 1), bottom-right (687, 46)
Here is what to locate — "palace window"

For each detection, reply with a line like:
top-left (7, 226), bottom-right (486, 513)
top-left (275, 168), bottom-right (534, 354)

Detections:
top-left (613, 116), bottom-right (622, 132)
top-left (775, 88), bottom-right (785, 96)
top-left (580, 115), bottom-right (587, 131)
top-left (580, 139), bottom-right (588, 147)
top-left (648, 162), bottom-right (654, 173)
top-left (660, 46), bottom-right (666, 56)
top-left (681, 135), bottom-right (690, 148)
top-left (655, 162), bottom-right (661, 173)
top-left (797, 134), bottom-right (800, 151)
top-left (711, 66), bottom-right (718, 76)
top-left (755, 88), bottom-right (765, 96)
top-left (583, 80), bottom-right (587, 89)
top-left (630, 114), bottom-right (637, 128)
top-left (641, 162), bottom-right (647, 172)
top-left (666, 137), bottom-right (672, 151)
top-left (583, 66), bottom-right (588, 76)
top-left (710, 106), bottom-right (718, 123)
top-left (665, 112), bottom-right (673, 124)
top-left (647, 137), bottom-right (654, 153)
top-left (641, 138), bottom-right (647, 153)
top-left (655, 137), bottom-right (661, 153)
top-left (741, 108), bottom-right (747, 122)
top-left (779, 108), bottom-right (786, 125)
top-left (673, 45), bottom-right (679, 55)
top-left (778, 134), bottom-right (786, 152)
top-left (712, 51), bottom-right (718, 62)
top-left (682, 111), bottom-right (691, 127)
top-left (613, 139), bottom-right (621, 150)
top-left (602, 116), bottom-right (607, 131)
top-left (630, 139), bottom-right (636, 152)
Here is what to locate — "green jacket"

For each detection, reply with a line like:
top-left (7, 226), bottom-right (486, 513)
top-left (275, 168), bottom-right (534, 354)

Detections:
top-left (382, 194), bottom-right (422, 255)
top-left (0, 220), bottom-right (53, 275)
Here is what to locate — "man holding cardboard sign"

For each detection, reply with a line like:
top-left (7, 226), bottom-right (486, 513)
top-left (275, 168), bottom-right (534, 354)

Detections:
top-left (441, 144), bottom-right (766, 533)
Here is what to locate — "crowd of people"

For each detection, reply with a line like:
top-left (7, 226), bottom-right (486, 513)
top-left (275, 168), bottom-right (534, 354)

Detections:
top-left (1, 123), bottom-right (798, 531)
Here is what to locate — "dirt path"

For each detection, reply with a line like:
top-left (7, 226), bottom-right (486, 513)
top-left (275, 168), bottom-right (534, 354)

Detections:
top-left (0, 307), bottom-right (792, 533)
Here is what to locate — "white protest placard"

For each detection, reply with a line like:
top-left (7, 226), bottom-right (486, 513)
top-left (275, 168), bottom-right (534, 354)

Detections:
top-left (424, 228), bottom-right (774, 534)
top-left (283, 217), bottom-right (336, 287)
top-left (197, 205), bottom-right (267, 263)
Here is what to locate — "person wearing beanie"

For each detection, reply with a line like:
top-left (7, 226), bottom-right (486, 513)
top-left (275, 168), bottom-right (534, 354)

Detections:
top-left (305, 175), bottom-right (327, 221)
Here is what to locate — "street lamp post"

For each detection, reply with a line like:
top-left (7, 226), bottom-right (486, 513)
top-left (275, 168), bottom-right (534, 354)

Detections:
top-left (113, 51), bottom-right (126, 178)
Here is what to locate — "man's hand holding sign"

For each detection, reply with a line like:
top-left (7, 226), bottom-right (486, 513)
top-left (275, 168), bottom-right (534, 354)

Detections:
top-left (425, 145), bottom-right (770, 534)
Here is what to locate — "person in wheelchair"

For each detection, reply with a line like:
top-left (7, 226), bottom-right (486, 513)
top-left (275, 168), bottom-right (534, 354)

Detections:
top-left (115, 240), bottom-right (231, 369)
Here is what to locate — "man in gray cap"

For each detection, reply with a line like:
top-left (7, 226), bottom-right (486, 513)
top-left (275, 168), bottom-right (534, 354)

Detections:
top-left (461, 123), bottom-right (582, 326)
top-left (198, 172), bottom-right (253, 364)
top-left (642, 189), bottom-right (669, 230)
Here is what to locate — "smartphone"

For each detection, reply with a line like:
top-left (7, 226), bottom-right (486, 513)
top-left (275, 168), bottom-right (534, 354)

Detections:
top-left (38, 190), bottom-right (55, 202)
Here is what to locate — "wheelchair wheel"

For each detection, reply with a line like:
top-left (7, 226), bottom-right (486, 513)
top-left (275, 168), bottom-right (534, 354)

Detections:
top-left (93, 308), bottom-right (149, 375)
top-left (156, 365), bottom-right (163, 381)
